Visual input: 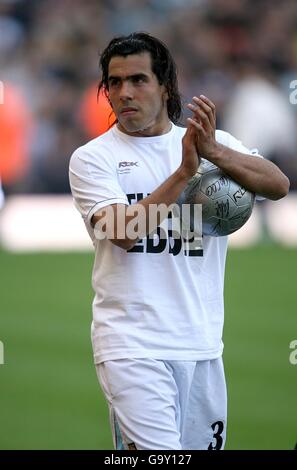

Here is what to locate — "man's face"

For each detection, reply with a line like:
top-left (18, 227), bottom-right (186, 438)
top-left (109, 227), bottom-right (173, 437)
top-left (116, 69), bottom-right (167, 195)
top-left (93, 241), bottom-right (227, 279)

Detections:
top-left (107, 52), bottom-right (170, 136)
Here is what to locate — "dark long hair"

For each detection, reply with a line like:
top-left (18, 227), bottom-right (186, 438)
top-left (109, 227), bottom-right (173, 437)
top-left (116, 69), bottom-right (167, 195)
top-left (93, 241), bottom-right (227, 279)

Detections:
top-left (98, 32), bottom-right (182, 124)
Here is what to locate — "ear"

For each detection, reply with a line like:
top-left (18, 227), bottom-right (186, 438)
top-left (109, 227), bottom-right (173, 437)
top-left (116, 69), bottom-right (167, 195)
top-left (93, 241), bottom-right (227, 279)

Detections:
top-left (162, 88), bottom-right (169, 102)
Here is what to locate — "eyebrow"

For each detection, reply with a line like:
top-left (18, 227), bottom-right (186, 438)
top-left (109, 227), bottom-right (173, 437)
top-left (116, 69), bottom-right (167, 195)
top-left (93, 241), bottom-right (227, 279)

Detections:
top-left (108, 73), bottom-right (149, 81)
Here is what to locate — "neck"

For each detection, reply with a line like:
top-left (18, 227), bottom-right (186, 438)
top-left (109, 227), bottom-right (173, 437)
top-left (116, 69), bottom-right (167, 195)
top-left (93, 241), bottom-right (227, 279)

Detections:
top-left (117, 119), bottom-right (172, 137)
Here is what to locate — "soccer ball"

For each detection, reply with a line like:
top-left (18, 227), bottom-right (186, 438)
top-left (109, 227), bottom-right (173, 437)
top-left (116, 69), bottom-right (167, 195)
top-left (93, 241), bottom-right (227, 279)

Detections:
top-left (179, 159), bottom-right (255, 237)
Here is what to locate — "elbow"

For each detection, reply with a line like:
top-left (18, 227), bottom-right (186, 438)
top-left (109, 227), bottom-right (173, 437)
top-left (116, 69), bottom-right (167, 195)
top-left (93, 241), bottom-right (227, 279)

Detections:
top-left (110, 238), bottom-right (136, 251)
top-left (281, 174), bottom-right (290, 198)
top-left (271, 175), bottom-right (290, 200)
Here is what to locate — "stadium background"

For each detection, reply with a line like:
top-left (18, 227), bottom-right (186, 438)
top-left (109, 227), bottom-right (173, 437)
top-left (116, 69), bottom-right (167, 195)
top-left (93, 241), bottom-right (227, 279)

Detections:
top-left (0, 0), bottom-right (296, 450)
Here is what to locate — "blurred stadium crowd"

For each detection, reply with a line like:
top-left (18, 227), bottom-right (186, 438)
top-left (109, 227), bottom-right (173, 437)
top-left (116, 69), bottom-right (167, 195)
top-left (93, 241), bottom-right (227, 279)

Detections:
top-left (1, 0), bottom-right (297, 195)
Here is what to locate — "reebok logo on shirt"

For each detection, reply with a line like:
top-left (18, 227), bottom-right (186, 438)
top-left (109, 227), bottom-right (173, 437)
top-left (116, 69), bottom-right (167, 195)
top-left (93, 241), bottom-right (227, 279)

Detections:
top-left (117, 161), bottom-right (139, 175)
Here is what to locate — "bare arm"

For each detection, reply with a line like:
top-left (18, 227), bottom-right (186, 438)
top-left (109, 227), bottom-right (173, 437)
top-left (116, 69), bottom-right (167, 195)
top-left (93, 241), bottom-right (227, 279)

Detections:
top-left (92, 125), bottom-right (199, 250)
top-left (187, 95), bottom-right (290, 200)
top-left (205, 143), bottom-right (289, 200)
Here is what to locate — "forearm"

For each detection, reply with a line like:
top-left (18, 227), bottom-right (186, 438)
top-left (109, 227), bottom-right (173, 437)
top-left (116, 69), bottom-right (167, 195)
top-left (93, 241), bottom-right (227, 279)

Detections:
top-left (207, 143), bottom-right (290, 200)
top-left (123, 167), bottom-right (191, 247)
top-left (93, 124), bottom-right (200, 250)
top-left (93, 167), bottom-right (191, 250)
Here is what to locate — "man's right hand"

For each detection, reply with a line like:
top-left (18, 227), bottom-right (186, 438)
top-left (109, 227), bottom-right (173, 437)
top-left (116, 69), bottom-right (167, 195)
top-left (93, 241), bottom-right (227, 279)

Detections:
top-left (181, 123), bottom-right (201, 179)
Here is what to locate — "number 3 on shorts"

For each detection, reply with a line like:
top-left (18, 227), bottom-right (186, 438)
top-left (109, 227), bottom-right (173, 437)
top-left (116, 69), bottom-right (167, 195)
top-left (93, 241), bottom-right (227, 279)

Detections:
top-left (208, 420), bottom-right (225, 450)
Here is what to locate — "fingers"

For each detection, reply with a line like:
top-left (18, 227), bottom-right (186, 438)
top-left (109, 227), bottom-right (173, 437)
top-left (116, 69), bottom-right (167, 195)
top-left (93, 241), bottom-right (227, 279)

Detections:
top-left (187, 95), bottom-right (216, 130)
top-left (194, 95), bottom-right (216, 129)
top-left (187, 117), bottom-right (206, 137)
top-left (183, 120), bottom-right (200, 144)
top-left (199, 95), bottom-right (216, 112)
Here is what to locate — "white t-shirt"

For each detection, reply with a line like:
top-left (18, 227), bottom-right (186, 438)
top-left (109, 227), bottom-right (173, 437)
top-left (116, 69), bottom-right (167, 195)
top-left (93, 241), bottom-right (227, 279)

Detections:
top-left (69, 124), bottom-right (260, 364)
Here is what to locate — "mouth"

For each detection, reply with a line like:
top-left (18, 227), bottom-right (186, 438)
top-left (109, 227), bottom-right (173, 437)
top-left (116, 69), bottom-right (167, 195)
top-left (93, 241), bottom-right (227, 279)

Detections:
top-left (120, 107), bottom-right (138, 116)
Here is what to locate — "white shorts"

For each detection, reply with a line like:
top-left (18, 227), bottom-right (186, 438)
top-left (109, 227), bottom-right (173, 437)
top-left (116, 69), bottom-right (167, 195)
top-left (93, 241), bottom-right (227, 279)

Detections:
top-left (96, 357), bottom-right (227, 450)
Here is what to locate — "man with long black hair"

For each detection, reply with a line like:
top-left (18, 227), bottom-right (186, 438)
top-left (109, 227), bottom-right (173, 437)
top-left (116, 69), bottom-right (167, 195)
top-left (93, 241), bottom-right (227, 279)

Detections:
top-left (69, 32), bottom-right (289, 450)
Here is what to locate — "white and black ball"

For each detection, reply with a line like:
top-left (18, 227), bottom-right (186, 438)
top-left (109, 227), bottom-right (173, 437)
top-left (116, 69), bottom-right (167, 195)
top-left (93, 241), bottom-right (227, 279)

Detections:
top-left (179, 159), bottom-right (255, 237)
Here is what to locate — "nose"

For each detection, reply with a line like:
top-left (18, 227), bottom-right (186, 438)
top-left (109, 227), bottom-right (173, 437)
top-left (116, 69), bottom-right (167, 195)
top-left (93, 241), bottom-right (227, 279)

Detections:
top-left (119, 80), bottom-right (133, 101)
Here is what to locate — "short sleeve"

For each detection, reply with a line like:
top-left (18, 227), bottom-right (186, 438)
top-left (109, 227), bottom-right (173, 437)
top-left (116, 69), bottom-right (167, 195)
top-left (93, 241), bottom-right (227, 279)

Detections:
top-left (224, 132), bottom-right (262, 159)
top-left (69, 147), bottom-right (129, 226)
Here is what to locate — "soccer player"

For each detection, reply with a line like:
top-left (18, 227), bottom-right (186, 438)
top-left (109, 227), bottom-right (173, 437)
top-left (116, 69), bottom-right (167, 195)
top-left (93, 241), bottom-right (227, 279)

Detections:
top-left (69, 32), bottom-right (289, 450)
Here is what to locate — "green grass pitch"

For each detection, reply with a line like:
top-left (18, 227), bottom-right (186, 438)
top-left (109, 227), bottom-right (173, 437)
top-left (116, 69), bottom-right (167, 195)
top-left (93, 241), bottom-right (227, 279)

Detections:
top-left (0, 246), bottom-right (296, 449)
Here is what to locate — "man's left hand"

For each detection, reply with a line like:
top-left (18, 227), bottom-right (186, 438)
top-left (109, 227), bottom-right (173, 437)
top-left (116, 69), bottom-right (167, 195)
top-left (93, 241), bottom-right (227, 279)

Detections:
top-left (187, 95), bottom-right (218, 158)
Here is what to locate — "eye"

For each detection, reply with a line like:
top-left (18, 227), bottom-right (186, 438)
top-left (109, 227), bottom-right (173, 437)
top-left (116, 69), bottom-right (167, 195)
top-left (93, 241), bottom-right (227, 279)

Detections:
top-left (132, 76), bottom-right (146, 84)
top-left (109, 78), bottom-right (120, 87)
